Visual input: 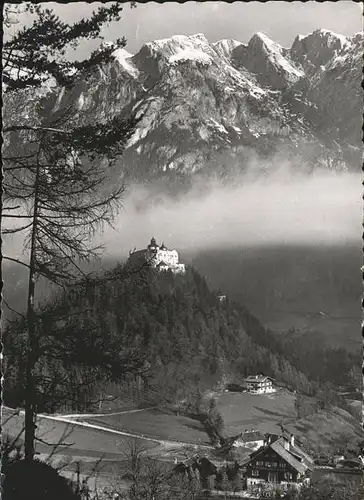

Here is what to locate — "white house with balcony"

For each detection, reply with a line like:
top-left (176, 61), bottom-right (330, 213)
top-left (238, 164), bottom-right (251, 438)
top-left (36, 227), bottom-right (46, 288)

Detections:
top-left (244, 375), bottom-right (276, 394)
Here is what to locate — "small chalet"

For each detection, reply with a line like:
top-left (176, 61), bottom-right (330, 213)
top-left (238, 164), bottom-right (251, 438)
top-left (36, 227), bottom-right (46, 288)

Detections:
top-left (233, 430), bottom-right (265, 451)
top-left (242, 434), bottom-right (314, 491)
top-left (244, 375), bottom-right (275, 394)
top-left (173, 454), bottom-right (217, 481)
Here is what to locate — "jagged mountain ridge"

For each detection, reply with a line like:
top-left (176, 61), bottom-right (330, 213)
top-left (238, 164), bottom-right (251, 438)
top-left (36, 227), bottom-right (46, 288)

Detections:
top-left (5, 29), bottom-right (362, 182)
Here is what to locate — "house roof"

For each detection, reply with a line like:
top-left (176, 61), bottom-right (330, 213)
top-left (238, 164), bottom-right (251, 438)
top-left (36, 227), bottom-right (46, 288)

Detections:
top-left (290, 444), bottom-right (314, 466)
top-left (223, 433), bottom-right (243, 448)
top-left (238, 431), bottom-right (265, 443)
top-left (175, 455), bottom-right (217, 476)
top-left (241, 437), bottom-right (313, 474)
top-left (337, 458), bottom-right (363, 468)
top-left (245, 375), bottom-right (273, 383)
top-left (270, 439), bottom-right (311, 474)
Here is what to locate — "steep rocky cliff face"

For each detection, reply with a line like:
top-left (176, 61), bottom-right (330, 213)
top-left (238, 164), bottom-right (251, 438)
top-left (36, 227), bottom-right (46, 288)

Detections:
top-left (290, 29), bottom-right (350, 73)
top-left (305, 32), bottom-right (362, 150)
top-left (5, 29), bottom-right (362, 184)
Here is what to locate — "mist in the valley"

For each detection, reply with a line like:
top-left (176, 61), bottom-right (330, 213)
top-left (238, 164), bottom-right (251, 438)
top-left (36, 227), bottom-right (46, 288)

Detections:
top-left (99, 168), bottom-right (361, 260)
top-left (3, 163), bottom-right (361, 264)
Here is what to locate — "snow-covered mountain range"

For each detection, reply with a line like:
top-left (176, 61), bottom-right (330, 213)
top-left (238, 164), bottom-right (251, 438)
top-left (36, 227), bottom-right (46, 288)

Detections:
top-left (5, 29), bottom-right (362, 184)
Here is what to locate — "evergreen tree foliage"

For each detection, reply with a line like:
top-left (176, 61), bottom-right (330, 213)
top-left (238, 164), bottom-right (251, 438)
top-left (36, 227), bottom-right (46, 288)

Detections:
top-left (3, 3), bottom-right (131, 92)
top-left (2, 2), bottom-right (140, 461)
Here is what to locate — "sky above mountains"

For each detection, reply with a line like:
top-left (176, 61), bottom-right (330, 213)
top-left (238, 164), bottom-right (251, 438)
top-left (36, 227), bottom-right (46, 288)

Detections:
top-left (8, 1), bottom-right (362, 60)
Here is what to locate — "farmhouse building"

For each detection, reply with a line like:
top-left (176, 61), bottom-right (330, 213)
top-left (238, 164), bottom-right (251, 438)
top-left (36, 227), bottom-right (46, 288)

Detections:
top-left (173, 454), bottom-right (217, 481)
top-left (244, 375), bottom-right (275, 394)
top-left (242, 434), bottom-right (314, 491)
top-left (233, 430), bottom-right (265, 451)
top-left (128, 237), bottom-right (186, 274)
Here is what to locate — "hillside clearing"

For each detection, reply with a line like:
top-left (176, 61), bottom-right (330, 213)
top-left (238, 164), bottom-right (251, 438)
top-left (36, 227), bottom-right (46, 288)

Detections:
top-left (2, 408), bottom-right (162, 458)
top-left (216, 389), bottom-right (296, 435)
top-left (82, 408), bottom-right (208, 445)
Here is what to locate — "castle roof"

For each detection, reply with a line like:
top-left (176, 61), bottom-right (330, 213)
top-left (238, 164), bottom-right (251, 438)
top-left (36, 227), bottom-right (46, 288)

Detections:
top-left (148, 237), bottom-right (158, 248)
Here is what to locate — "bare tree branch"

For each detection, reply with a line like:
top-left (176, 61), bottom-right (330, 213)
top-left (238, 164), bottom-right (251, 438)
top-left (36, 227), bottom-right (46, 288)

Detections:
top-left (3, 256), bottom-right (31, 269)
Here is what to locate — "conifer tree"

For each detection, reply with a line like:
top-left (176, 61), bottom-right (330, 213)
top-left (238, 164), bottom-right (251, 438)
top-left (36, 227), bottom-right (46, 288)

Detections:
top-left (2, 2), bottom-right (140, 461)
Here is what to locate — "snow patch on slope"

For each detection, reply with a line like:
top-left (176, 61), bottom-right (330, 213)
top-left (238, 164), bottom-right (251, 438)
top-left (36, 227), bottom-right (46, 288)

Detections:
top-left (209, 118), bottom-right (229, 135)
top-left (113, 48), bottom-right (139, 78)
top-left (169, 48), bottom-right (212, 66)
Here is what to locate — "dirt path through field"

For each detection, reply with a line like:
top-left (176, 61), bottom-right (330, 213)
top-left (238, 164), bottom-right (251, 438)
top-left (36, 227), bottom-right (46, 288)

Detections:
top-left (4, 407), bottom-right (212, 453)
top-left (57, 407), bottom-right (156, 419)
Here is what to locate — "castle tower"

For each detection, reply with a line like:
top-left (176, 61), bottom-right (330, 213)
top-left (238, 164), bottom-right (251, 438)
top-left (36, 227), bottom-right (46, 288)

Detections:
top-left (147, 237), bottom-right (159, 252)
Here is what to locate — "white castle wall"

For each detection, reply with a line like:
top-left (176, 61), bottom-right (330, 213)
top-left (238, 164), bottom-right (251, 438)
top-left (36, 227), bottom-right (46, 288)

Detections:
top-left (128, 241), bottom-right (185, 274)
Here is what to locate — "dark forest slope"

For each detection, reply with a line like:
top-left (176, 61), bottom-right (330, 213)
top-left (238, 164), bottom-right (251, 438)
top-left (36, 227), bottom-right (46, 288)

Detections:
top-left (4, 265), bottom-right (331, 413)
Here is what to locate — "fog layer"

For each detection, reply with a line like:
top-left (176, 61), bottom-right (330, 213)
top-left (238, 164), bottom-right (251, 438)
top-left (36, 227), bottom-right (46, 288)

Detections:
top-left (99, 170), bottom-right (361, 258)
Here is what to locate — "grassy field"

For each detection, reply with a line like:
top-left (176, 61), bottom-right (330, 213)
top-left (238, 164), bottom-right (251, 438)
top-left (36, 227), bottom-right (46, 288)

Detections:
top-left (77, 389), bottom-right (363, 455)
top-left (216, 389), bottom-right (363, 453)
top-left (285, 407), bottom-right (364, 454)
top-left (216, 389), bottom-right (296, 436)
top-left (2, 408), bottom-right (162, 459)
top-left (84, 389), bottom-right (363, 455)
top-left (4, 388), bottom-right (362, 466)
top-left (83, 408), bottom-right (208, 445)
top-left (80, 390), bottom-right (298, 447)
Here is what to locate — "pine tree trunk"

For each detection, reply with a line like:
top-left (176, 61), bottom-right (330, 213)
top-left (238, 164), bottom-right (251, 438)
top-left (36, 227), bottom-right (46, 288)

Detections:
top-left (24, 160), bottom-right (41, 462)
top-left (24, 263), bottom-right (37, 461)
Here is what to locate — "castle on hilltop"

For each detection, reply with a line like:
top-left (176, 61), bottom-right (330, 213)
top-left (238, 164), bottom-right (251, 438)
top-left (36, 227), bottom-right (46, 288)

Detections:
top-left (128, 237), bottom-right (186, 274)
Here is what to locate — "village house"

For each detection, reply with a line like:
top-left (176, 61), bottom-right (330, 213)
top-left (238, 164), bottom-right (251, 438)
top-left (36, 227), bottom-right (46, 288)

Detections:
top-left (173, 454), bottom-right (217, 482)
top-left (241, 433), bottom-right (314, 491)
top-left (244, 375), bottom-right (276, 394)
top-left (128, 237), bottom-right (186, 274)
top-left (232, 430), bottom-right (265, 451)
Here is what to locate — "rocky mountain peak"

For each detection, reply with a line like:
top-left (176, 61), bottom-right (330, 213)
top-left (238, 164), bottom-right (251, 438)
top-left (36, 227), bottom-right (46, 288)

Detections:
top-left (212, 38), bottom-right (243, 61)
top-left (290, 28), bottom-right (350, 73)
top-left (141, 33), bottom-right (213, 62)
top-left (233, 32), bottom-right (304, 90)
top-left (4, 29), bottom-right (360, 186)
top-left (130, 33), bottom-right (217, 86)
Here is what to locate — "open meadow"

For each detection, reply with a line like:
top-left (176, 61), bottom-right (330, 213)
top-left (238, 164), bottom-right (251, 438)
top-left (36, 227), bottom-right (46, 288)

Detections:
top-left (2, 408), bottom-right (162, 459)
top-left (216, 389), bottom-right (363, 452)
top-left (80, 389), bottom-right (363, 455)
top-left (216, 389), bottom-right (297, 435)
top-left (82, 408), bottom-right (208, 445)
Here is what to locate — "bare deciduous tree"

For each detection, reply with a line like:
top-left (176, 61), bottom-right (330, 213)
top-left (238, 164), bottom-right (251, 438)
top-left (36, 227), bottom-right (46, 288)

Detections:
top-left (2, 2), bottom-right (140, 462)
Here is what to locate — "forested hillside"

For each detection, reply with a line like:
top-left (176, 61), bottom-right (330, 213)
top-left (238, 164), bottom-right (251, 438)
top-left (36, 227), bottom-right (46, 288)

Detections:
top-left (4, 265), bottom-right (346, 414)
top-left (190, 245), bottom-right (361, 351)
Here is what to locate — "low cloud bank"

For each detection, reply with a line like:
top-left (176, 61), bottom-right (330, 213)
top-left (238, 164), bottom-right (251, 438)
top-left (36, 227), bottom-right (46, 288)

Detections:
top-left (3, 162), bottom-right (361, 263)
top-left (99, 169), bottom-right (361, 258)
